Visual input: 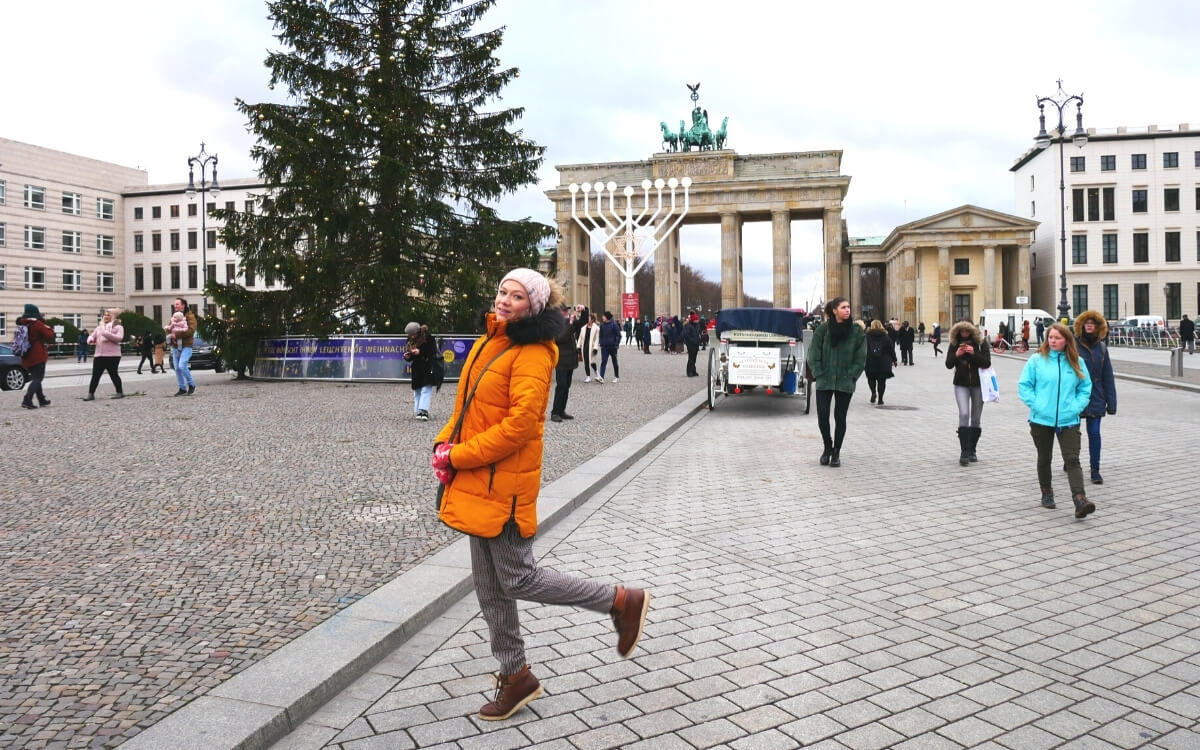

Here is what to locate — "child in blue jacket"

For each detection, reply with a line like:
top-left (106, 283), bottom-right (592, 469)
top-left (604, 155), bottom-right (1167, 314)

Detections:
top-left (1017, 322), bottom-right (1094, 518)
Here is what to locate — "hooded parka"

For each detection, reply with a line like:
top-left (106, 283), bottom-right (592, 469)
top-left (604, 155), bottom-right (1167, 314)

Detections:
top-left (435, 307), bottom-right (565, 539)
top-left (1073, 310), bottom-right (1117, 418)
top-left (945, 321), bottom-right (992, 387)
top-left (808, 320), bottom-right (866, 393)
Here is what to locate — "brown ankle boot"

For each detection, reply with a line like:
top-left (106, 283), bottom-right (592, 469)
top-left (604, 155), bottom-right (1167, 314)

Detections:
top-left (1072, 494), bottom-right (1095, 519)
top-left (611, 585), bottom-right (651, 658)
top-left (478, 665), bottom-right (542, 721)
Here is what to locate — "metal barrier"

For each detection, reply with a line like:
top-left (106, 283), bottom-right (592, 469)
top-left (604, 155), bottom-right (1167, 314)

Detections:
top-left (1170, 348), bottom-right (1185, 378)
top-left (249, 334), bottom-right (481, 383)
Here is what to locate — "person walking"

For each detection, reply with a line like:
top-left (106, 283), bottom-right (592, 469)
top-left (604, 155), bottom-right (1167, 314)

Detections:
top-left (76, 328), bottom-right (89, 363)
top-left (403, 322), bottom-right (439, 421)
top-left (84, 308), bottom-right (125, 401)
top-left (623, 316), bottom-right (634, 346)
top-left (808, 297), bottom-right (866, 467)
top-left (945, 318), bottom-right (991, 466)
top-left (16, 304), bottom-right (54, 409)
top-left (897, 320), bottom-right (915, 366)
top-left (152, 332), bottom-right (167, 374)
top-left (917, 321), bottom-right (926, 345)
top-left (136, 334), bottom-right (155, 374)
top-left (1021, 319), bottom-right (1031, 349)
top-left (598, 311), bottom-right (621, 383)
top-left (1180, 314), bottom-right (1195, 354)
top-left (1018, 323), bottom-right (1095, 518)
top-left (577, 313), bottom-right (600, 382)
top-left (864, 320), bottom-right (897, 405)
top-left (682, 311), bottom-right (702, 377)
top-left (551, 305), bottom-right (585, 422)
top-left (167, 297), bottom-right (198, 396)
top-left (1035, 318), bottom-right (1045, 346)
top-left (431, 268), bottom-right (649, 721)
top-left (1074, 311), bottom-right (1117, 484)
top-left (930, 323), bottom-right (943, 357)
top-left (641, 317), bottom-right (652, 354)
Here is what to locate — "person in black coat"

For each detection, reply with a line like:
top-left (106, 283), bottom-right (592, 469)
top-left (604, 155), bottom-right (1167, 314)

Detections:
top-left (136, 334), bottom-right (155, 374)
top-left (403, 322), bottom-right (439, 421)
top-left (897, 321), bottom-right (915, 366)
top-left (682, 311), bottom-right (702, 377)
top-left (1073, 311), bottom-right (1117, 484)
top-left (864, 321), bottom-right (898, 405)
top-left (551, 306), bottom-right (586, 422)
top-left (1180, 314), bottom-right (1195, 355)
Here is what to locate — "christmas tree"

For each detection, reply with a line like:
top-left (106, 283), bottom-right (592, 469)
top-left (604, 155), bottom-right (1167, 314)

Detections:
top-left (212, 0), bottom-right (551, 341)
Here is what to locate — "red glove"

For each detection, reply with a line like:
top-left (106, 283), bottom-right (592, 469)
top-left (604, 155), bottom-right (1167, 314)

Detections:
top-left (432, 442), bottom-right (455, 485)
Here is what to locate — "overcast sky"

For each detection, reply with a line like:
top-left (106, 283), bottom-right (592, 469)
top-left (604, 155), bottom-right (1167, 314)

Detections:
top-left (3, 0), bottom-right (1196, 309)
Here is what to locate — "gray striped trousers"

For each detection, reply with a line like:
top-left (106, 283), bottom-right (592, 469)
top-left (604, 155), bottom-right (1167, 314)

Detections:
top-left (470, 522), bottom-right (616, 674)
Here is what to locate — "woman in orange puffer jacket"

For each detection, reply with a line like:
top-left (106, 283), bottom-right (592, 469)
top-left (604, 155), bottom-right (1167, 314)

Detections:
top-left (432, 268), bottom-right (650, 722)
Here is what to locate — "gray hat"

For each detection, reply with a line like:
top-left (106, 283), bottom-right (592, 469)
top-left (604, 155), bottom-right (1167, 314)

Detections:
top-left (404, 322), bottom-right (421, 336)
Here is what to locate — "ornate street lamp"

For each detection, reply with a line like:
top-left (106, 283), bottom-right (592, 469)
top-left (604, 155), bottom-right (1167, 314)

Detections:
top-left (1034, 80), bottom-right (1087, 322)
top-left (186, 143), bottom-right (221, 316)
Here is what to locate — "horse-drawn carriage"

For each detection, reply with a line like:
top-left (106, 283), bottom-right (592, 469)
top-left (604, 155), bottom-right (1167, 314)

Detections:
top-left (707, 308), bottom-right (810, 413)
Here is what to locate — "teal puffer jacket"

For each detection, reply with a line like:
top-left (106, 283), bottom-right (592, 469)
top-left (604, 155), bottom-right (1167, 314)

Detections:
top-left (1017, 351), bottom-right (1092, 428)
top-left (808, 321), bottom-right (866, 393)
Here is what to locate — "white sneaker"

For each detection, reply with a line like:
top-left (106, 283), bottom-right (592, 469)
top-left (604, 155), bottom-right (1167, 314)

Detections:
top-left (584, 376), bottom-right (591, 383)
top-left (613, 377), bottom-right (619, 383)
top-left (595, 376), bottom-right (604, 383)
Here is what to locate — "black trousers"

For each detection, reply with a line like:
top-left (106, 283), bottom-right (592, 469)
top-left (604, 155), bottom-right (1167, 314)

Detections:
top-left (23, 362), bottom-right (47, 404)
top-left (815, 388), bottom-right (852, 452)
top-left (551, 368), bottom-right (573, 415)
top-left (900, 347), bottom-right (913, 365)
top-left (137, 353), bottom-right (154, 372)
top-left (866, 374), bottom-right (887, 399)
top-left (89, 356), bottom-right (123, 395)
top-left (686, 344), bottom-right (699, 375)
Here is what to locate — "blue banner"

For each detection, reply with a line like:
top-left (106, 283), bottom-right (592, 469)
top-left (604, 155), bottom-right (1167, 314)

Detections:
top-left (251, 335), bottom-right (480, 383)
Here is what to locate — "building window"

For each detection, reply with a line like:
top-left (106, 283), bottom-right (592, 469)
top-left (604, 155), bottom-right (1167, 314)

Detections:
top-left (24, 226), bottom-right (46, 250)
top-left (1102, 233), bottom-right (1118, 264)
top-left (245, 269), bottom-right (255, 287)
top-left (1134, 283), bottom-right (1149, 315)
top-left (134, 233), bottom-right (144, 252)
top-left (225, 200), bottom-right (235, 212)
top-left (953, 258), bottom-right (969, 275)
top-left (24, 185), bottom-right (46, 210)
top-left (206, 202), bottom-right (216, 215)
top-left (1196, 187), bottom-right (1200, 211)
top-left (152, 232), bottom-right (162, 252)
top-left (1100, 155), bottom-right (1115, 171)
top-left (134, 306), bottom-right (144, 317)
top-left (0, 312), bottom-right (5, 337)
top-left (1165, 188), bottom-right (1180, 212)
top-left (1166, 231), bottom-right (1181, 262)
top-left (170, 204), bottom-right (180, 218)
top-left (63, 313), bottom-right (82, 329)
top-left (1163, 152), bottom-right (1179, 168)
top-left (1031, 200), bottom-right (1035, 217)
top-left (953, 294), bottom-right (971, 323)
top-left (1087, 188), bottom-right (1100, 222)
top-left (1131, 153), bottom-right (1147, 170)
top-left (96, 198), bottom-right (114, 220)
top-left (188, 264), bottom-right (198, 289)
top-left (1196, 151), bottom-right (1200, 167)
top-left (0, 180), bottom-right (5, 205)
top-left (134, 266), bottom-right (144, 291)
top-left (170, 231), bottom-right (180, 251)
top-left (1070, 156), bottom-right (1085, 172)
top-left (0, 265), bottom-right (5, 291)
top-left (24, 266), bottom-right (46, 290)
top-left (97, 272), bottom-right (115, 294)
top-left (96, 235), bottom-right (115, 256)
top-left (170, 265), bottom-right (181, 290)
top-left (1133, 232), bottom-right (1149, 263)
top-left (62, 269), bottom-right (82, 291)
top-left (1102, 187), bottom-right (1114, 221)
top-left (1072, 285), bottom-right (1087, 315)
top-left (1166, 283), bottom-right (1181, 319)
top-left (1071, 235), bottom-right (1087, 264)
top-left (244, 199), bottom-right (255, 212)
top-left (62, 192), bottom-right (82, 215)
top-left (264, 268), bottom-right (275, 287)
top-left (1132, 189), bottom-right (1147, 213)
top-left (225, 262), bottom-right (236, 283)
top-left (207, 263), bottom-right (216, 288)
top-left (152, 206), bottom-right (162, 219)
top-left (207, 230), bottom-right (217, 249)
top-left (1103, 284), bottom-right (1118, 321)
top-left (187, 203), bottom-right (197, 217)
top-left (0, 222), bottom-right (5, 247)
top-left (61, 231), bottom-right (82, 254)
top-left (1072, 188), bottom-right (1084, 222)
top-left (152, 265), bottom-right (162, 290)
top-left (153, 304), bottom-right (163, 324)
top-left (1197, 231), bottom-right (1200, 261)
top-left (134, 207), bottom-right (144, 220)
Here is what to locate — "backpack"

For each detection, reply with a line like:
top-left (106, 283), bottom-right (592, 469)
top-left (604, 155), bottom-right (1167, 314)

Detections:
top-left (11, 324), bottom-right (31, 357)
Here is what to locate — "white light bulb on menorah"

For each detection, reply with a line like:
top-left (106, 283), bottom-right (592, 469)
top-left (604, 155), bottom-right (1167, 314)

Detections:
top-left (568, 176), bottom-right (691, 293)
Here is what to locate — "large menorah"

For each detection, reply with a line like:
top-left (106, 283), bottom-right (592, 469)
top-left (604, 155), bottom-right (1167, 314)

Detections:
top-left (568, 177), bottom-right (692, 293)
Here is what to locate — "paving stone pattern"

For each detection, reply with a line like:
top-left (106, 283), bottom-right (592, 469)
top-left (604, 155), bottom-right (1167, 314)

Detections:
top-left (0, 346), bottom-right (703, 749)
top-left (282, 352), bottom-right (1200, 749)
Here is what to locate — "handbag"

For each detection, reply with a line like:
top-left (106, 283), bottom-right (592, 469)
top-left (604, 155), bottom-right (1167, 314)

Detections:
top-left (434, 342), bottom-right (514, 510)
top-left (979, 366), bottom-right (1000, 403)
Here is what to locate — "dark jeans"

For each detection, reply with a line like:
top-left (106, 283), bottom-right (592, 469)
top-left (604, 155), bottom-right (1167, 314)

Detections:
top-left (137, 353), bottom-right (154, 372)
top-left (551, 368), bottom-right (573, 416)
top-left (1085, 416), bottom-right (1103, 470)
top-left (89, 356), bottom-right (123, 395)
top-left (24, 362), bottom-right (48, 404)
top-left (866, 374), bottom-right (887, 400)
top-left (600, 347), bottom-right (619, 379)
top-left (685, 344), bottom-right (699, 375)
top-left (1030, 422), bottom-right (1084, 495)
top-left (815, 389), bottom-right (852, 452)
top-left (900, 347), bottom-right (913, 365)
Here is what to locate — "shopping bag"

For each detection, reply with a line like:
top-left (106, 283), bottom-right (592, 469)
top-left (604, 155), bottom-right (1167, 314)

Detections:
top-left (979, 367), bottom-right (1000, 403)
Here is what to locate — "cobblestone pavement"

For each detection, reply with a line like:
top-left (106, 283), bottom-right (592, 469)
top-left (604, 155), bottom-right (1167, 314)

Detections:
top-left (0, 345), bottom-right (704, 749)
top-left (280, 352), bottom-right (1200, 749)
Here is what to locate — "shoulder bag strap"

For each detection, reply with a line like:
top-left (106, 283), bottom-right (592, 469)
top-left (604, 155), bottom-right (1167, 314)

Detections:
top-left (446, 342), bottom-right (515, 444)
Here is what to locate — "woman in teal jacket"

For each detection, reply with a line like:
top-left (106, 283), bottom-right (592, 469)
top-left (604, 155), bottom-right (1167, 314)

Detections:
top-left (807, 297), bottom-right (866, 467)
top-left (1017, 322), bottom-right (1094, 518)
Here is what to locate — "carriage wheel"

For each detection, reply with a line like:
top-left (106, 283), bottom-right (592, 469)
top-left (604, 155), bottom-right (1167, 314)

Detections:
top-left (707, 348), bottom-right (722, 410)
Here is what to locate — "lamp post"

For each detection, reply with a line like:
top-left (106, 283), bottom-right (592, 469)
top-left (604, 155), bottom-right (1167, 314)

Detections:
top-left (186, 143), bottom-right (220, 316)
top-left (1034, 80), bottom-right (1086, 322)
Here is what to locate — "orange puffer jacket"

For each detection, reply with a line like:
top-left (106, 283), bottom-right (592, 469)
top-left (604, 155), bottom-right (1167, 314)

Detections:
top-left (435, 307), bottom-right (565, 538)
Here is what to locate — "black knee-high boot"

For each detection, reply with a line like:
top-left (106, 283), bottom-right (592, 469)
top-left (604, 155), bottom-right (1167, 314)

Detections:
top-left (968, 427), bottom-right (981, 462)
top-left (957, 428), bottom-right (970, 466)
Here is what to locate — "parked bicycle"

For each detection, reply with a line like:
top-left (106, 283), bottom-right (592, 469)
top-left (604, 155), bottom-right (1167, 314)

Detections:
top-left (991, 335), bottom-right (1028, 353)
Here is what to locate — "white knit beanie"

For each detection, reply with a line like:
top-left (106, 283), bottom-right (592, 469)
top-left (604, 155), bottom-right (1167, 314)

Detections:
top-left (499, 268), bottom-right (550, 315)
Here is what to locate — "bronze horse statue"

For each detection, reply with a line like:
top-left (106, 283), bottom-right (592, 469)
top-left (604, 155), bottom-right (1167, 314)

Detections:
top-left (660, 121), bottom-right (679, 152)
top-left (714, 116), bottom-right (728, 149)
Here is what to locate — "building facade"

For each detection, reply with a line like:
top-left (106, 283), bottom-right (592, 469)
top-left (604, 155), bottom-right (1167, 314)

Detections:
top-left (1011, 124), bottom-right (1200, 323)
top-left (0, 138), bottom-right (146, 338)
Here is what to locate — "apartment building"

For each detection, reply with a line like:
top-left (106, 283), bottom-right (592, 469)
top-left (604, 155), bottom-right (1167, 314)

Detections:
top-left (1011, 124), bottom-right (1200, 323)
top-left (0, 138), bottom-right (145, 338)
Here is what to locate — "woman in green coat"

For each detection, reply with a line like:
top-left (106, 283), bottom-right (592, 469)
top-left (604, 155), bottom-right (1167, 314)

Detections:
top-left (807, 297), bottom-right (866, 467)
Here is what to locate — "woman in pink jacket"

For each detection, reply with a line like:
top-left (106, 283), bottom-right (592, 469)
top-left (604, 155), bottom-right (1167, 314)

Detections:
top-left (84, 308), bottom-right (125, 400)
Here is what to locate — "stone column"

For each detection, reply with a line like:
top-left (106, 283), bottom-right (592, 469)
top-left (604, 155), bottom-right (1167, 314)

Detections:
top-left (982, 244), bottom-right (997, 309)
top-left (772, 209), bottom-right (791, 308)
top-left (850, 262), bottom-right (862, 318)
top-left (823, 206), bottom-right (843, 301)
top-left (604, 238), bottom-right (622, 317)
top-left (903, 248), bottom-right (917, 323)
top-left (1016, 240), bottom-right (1032, 307)
top-left (556, 220), bottom-right (584, 306)
top-left (669, 228), bottom-right (682, 315)
top-left (721, 211), bottom-right (740, 309)
top-left (654, 229), bottom-right (671, 317)
top-left (937, 243), bottom-right (951, 326)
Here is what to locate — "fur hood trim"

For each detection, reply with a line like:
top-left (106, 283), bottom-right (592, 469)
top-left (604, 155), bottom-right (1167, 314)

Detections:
top-left (1073, 310), bottom-right (1109, 340)
top-left (487, 306), bottom-right (566, 345)
top-left (948, 320), bottom-right (982, 346)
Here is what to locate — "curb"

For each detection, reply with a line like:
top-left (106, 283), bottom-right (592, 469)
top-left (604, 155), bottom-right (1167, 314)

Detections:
top-left (122, 389), bottom-right (709, 750)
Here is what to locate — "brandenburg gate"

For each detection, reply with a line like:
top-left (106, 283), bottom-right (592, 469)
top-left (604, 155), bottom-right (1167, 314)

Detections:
top-left (545, 149), bottom-right (851, 314)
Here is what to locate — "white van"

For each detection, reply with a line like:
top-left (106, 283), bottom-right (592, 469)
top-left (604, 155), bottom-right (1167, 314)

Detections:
top-left (1121, 314), bottom-right (1165, 329)
top-left (977, 309), bottom-right (1057, 338)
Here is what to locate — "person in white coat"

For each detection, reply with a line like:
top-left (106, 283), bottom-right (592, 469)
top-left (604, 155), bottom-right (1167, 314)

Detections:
top-left (576, 313), bottom-right (601, 382)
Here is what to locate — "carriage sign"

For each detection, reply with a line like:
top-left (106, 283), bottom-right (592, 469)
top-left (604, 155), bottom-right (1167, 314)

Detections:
top-left (726, 346), bottom-right (780, 386)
